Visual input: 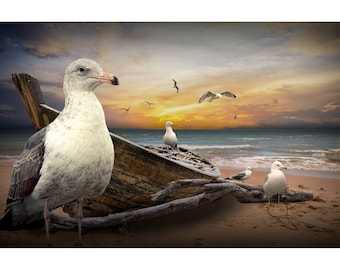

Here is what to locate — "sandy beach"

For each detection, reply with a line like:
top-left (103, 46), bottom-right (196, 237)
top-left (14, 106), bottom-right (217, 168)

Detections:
top-left (0, 163), bottom-right (339, 248)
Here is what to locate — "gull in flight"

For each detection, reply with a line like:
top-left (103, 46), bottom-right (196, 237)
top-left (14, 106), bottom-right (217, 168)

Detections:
top-left (172, 79), bottom-right (179, 93)
top-left (234, 114), bottom-right (238, 120)
top-left (120, 107), bottom-right (130, 111)
top-left (198, 91), bottom-right (237, 103)
top-left (226, 167), bottom-right (253, 183)
top-left (144, 100), bottom-right (155, 106)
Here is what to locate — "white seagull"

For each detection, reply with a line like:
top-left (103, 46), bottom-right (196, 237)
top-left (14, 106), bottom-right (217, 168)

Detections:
top-left (120, 107), bottom-right (130, 111)
top-left (226, 167), bottom-right (253, 183)
top-left (263, 161), bottom-right (287, 206)
top-left (163, 121), bottom-right (178, 151)
top-left (0, 58), bottom-right (119, 245)
top-left (198, 90), bottom-right (237, 103)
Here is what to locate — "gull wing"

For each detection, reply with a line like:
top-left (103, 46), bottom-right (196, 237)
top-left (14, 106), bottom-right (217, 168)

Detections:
top-left (221, 91), bottom-right (237, 98)
top-left (231, 171), bottom-right (246, 180)
top-left (6, 128), bottom-right (46, 205)
top-left (198, 91), bottom-right (214, 103)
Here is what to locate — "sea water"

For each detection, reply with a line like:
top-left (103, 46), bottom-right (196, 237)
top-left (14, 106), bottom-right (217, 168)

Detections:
top-left (111, 128), bottom-right (339, 179)
top-left (0, 128), bottom-right (339, 179)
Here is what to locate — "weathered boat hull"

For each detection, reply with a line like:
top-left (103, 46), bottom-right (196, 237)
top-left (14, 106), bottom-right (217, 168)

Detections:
top-left (11, 73), bottom-right (220, 217)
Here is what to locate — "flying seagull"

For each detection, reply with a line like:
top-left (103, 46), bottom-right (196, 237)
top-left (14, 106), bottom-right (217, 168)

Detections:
top-left (0, 58), bottom-right (119, 245)
top-left (172, 79), bottom-right (179, 93)
top-left (263, 161), bottom-right (287, 207)
top-left (120, 107), bottom-right (130, 111)
top-left (234, 114), bottom-right (238, 120)
top-left (198, 91), bottom-right (237, 103)
top-left (163, 121), bottom-right (178, 151)
top-left (226, 167), bottom-right (253, 183)
top-left (144, 100), bottom-right (155, 106)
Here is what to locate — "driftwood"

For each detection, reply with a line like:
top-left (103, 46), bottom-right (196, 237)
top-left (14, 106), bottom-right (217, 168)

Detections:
top-left (49, 179), bottom-right (313, 231)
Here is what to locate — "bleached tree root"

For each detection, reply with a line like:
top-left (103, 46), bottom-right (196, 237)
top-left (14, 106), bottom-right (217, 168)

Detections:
top-left (49, 179), bottom-right (313, 231)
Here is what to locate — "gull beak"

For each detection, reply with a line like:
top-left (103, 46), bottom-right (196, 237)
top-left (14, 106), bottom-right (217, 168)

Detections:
top-left (97, 72), bottom-right (119, 85)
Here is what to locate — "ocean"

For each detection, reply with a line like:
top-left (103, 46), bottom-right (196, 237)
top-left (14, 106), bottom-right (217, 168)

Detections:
top-left (0, 127), bottom-right (339, 179)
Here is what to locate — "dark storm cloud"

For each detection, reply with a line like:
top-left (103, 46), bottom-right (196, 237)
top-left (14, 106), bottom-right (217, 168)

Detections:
top-left (0, 23), bottom-right (73, 59)
top-left (260, 108), bottom-right (340, 129)
top-left (0, 82), bottom-right (32, 127)
top-left (23, 47), bottom-right (70, 59)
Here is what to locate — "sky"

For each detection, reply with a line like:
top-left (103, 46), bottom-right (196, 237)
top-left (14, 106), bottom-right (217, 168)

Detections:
top-left (0, 22), bottom-right (340, 130)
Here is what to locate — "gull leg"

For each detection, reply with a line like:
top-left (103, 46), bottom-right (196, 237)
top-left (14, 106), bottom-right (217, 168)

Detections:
top-left (76, 198), bottom-right (84, 246)
top-left (43, 198), bottom-right (51, 246)
top-left (278, 194), bottom-right (280, 205)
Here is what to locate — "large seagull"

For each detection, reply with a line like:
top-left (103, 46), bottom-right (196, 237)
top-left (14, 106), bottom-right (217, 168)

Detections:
top-left (0, 58), bottom-right (119, 245)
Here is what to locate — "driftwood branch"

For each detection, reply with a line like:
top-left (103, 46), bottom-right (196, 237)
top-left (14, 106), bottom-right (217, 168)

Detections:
top-left (49, 178), bottom-right (313, 231)
top-left (49, 190), bottom-right (224, 231)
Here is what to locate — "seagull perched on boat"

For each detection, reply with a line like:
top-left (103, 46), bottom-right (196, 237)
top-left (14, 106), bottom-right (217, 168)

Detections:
top-left (198, 91), bottom-right (237, 103)
top-left (263, 161), bottom-right (287, 206)
top-left (172, 79), bottom-right (179, 93)
top-left (120, 107), bottom-right (130, 111)
top-left (226, 167), bottom-right (253, 183)
top-left (0, 58), bottom-right (119, 245)
top-left (163, 121), bottom-right (178, 151)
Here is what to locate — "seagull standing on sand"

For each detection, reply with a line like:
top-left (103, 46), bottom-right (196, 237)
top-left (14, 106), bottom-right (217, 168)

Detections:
top-left (198, 91), bottom-right (237, 103)
top-left (172, 79), bottom-right (179, 93)
top-left (263, 161), bottom-right (287, 206)
top-left (226, 167), bottom-right (253, 183)
top-left (163, 121), bottom-right (178, 151)
top-left (0, 58), bottom-right (119, 245)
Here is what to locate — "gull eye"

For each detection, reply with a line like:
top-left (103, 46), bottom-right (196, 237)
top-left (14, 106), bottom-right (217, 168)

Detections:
top-left (77, 66), bottom-right (88, 74)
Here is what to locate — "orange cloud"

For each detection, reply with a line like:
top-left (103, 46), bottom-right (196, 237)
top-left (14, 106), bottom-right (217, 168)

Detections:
top-left (322, 102), bottom-right (340, 112)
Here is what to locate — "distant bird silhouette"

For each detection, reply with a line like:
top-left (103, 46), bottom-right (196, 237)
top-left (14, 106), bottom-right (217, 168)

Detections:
top-left (263, 161), bottom-right (287, 207)
top-left (120, 107), bottom-right (130, 111)
top-left (163, 121), bottom-right (178, 151)
top-left (172, 79), bottom-right (179, 93)
top-left (234, 114), bottom-right (238, 120)
top-left (198, 91), bottom-right (237, 103)
top-left (226, 167), bottom-right (253, 183)
top-left (144, 100), bottom-right (155, 106)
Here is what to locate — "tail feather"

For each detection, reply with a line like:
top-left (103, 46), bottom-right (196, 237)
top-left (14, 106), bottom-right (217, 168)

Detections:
top-left (0, 202), bottom-right (44, 230)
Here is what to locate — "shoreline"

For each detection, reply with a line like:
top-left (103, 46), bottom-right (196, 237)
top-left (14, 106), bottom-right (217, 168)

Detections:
top-left (0, 163), bottom-right (340, 247)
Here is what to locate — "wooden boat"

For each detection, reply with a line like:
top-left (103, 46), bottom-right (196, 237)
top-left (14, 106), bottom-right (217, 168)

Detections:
top-left (11, 73), bottom-right (221, 218)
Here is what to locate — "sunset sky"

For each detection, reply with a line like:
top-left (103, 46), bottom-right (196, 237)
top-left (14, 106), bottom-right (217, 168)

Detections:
top-left (0, 22), bottom-right (339, 129)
